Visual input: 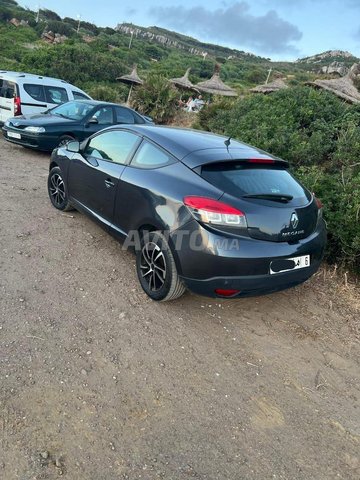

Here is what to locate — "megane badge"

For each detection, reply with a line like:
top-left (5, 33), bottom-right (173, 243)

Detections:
top-left (291, 212), bottom-right (299, 229)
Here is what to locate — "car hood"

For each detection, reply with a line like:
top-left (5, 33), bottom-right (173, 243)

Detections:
top-left (7, 113), bottom-right (77, 127)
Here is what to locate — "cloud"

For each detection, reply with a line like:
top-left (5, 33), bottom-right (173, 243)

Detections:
top-left (125, 7), bottom-right (137, 16)
top-left (148, 2), bottom-right (302, 54)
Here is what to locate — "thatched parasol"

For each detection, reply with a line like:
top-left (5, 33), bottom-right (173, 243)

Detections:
top-left (170, 68), bottom-right (198, 91)
top-left (307, 63), bottom-right (360, 104)
top-left (195, 65), bottom-right (237, 97)
top-left (250, 78), bottom-right (288, 94)
top-left (116, 65), bottom-right (144, 104)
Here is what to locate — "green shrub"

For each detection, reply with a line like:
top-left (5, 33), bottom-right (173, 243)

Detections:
top-left (131, 74), bottom-right (178, 123)
top-left (197, 87), bottom-right (360, 270)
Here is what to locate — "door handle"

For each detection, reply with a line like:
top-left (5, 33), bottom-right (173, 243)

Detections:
top-left (104, 179), bottom-right (115, 188)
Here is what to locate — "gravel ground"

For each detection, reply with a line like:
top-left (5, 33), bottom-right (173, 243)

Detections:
top-left (0, 135), bottom-right (359, 480)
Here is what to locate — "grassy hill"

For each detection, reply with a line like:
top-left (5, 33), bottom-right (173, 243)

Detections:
top-left (2, 0), bottom-right (358, 100)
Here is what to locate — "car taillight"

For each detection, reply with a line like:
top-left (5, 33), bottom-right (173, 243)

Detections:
top-left (14, 96), bottom-right (22, 116)
top-left (247, 158), bottom-right (275, 164)
top-left (184, 196), bottom-right (247, 227)
top-left (313, 193), bottom-right (323, 220)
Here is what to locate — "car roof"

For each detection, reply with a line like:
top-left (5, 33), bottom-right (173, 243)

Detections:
top-left (106, 125), bottom-right (277, 168)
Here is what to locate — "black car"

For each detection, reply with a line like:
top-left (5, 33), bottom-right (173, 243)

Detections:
top-left (2, 100), bottom-right (152, 151)
top-left (47, 125), bottom-right (326, 301)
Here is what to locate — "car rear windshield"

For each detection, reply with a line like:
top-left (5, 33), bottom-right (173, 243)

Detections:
top-left (201, 161), bottom-right (310, 201)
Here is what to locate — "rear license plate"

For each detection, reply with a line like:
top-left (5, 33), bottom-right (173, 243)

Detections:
top-left (270, 255), bottom-right (310, 274)
top-left (8, 132), bottom-right (21, 139)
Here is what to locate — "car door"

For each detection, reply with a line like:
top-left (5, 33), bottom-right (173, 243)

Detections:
top-left (112, 140), bottom-right (178, 236)
top-left (83, 105), bottom-right (115, 137)
top-left (0, 80), bottom-right (16, 123)
top-left (67, 130), bottom-right (141, 227)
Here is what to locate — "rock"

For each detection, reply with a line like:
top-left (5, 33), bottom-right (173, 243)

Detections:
top-left (320, 61), bottom-right (349, 76)
top-left (40, 451), bottom-right (49, 459)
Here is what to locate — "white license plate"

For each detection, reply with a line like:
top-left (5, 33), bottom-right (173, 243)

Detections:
top-left (270, 255), bottom-right (310, 274)
top-left (8, 132), bottom-right (21, 139)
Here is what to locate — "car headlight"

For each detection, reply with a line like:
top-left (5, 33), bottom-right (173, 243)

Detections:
top-left (24, 126), bottom-right (46, 133)
top-left (4, 120), bottom-right (10, 127)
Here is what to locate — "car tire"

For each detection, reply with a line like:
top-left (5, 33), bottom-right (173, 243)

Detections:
top-left (48, 166), bottom-right (73, 211)
top-left (58, 135), bottom-right (74, 148)
top-left (136, 231), bottom-right (186, 302)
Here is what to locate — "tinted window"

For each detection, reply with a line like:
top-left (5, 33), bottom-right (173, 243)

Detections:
top-left (114, 106), bottom-right (135, 124)
top-left (85, 131), bottom-right (139, 165)
top-left (131, 141), bottom-right (175, 169)
top-left (51, 101), bottom-right (94, 120)
top-left (44, 86), bottom-right (69, 104)
top-left (72, 90), bottom-right (90, 100)
top-left (23, 84), bottom-right (45, 102)
top-left (0, 80), bottom-right (16, 99)
top-left (93, 106), bottom-right (114, 125)
top-left (201, 162), bottom-right (308, 200)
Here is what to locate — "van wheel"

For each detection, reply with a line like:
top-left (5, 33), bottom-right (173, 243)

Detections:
top-left (136, 231), bottom-right (185, 302)
top-left (58, 135), bottom-right (74, 148)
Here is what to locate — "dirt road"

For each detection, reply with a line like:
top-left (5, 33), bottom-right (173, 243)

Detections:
top-left (0, 135), bottom-right (359, 479)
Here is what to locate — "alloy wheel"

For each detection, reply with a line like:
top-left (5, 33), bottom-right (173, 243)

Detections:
top-left (49, 173), bottom-right (65, 208)
top-left (140, 241), bottom-right (167, 292)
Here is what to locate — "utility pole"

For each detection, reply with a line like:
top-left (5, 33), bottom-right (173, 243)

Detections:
top-left (265, 67), bottom-right (272, 85)
top-left (128, 30), bottom-right (134, 49)
top-left (77, 14), bottom-right (81, 34)
top-left (35, 5), bottom-right (40, 23)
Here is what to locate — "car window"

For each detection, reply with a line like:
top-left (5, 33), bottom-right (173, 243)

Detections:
top-left (201, 162), bottom-right (308, 201)
top-left (84, 131), bottom-right (139, 165)
top-left (93, 106), bottom-right (114, 125)
top-left (50, 101), bottom-right (94, 120)
top-left (114, 106), bottom-right (136, 124)
top-left (72, 90), bottom-right (90, 100)
top-left (23, 84), bottom-right (46, 102)
top-left (0, 80), bottom-right (16, 99)
top-left (44, 86), bottom-right (69, 104)
top-left (131, 141), bottom-right (175, 169)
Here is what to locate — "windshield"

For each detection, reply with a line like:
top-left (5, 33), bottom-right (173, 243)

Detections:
top-left (50, 101), bottom-right (94, 120)
top-left (201, 162), bottom-right (310, 202)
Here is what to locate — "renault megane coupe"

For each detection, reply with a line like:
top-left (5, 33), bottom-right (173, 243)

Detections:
top-left (47, 125), bottom-right (326, 301)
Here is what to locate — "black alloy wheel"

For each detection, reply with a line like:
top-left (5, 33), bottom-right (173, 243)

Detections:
top-left (47, 166), bottom-right (73, 211)
top-left (136, 231), bottom-right (185, 301)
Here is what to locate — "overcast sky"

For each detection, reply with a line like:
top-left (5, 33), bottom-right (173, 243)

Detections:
top-left (18, 0), bottom-right (360, 60)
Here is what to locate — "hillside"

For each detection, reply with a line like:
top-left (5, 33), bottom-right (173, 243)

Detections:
top-left (2, 0), bottom-right (358, 101)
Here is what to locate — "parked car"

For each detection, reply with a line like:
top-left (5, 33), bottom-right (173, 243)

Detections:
top-left (0, 70), bottom-right (91, 124)
top-left (47, 125), bottom-right (326, 302)
top-left (2, 100), bottom-right (153, 151)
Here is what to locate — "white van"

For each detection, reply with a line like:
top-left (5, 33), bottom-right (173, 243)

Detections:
top-left (0, 71), bottom-right (92, 123)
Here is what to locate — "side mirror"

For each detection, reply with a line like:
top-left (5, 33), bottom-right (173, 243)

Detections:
top-left (88, 116), bottom-right (98, 124)
top-left (66, 140), bottom-right (80, 153)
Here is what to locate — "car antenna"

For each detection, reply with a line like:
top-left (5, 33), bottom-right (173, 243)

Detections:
top-left (224, 137), bottom-right (231, 151)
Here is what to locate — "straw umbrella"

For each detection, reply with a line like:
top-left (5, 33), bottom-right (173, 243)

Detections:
top-left (170, 68), bottom-right (198, 91)
top-left (116, 65), bottom-right (144, 105)
top-left (307, 63), bottom-right (360, 104)
top-left (250, 78), bottom-right (288, 94)
top-left (195, 65), bottom-right (237, 97)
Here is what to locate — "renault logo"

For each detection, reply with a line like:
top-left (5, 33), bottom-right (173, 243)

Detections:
top-left (290, 212), bottom-right (299, 229)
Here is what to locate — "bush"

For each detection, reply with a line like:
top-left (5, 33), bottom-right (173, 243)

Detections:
top-left (131, 74), bottom-right (178, 123)
top-left (197, 87), bottom-right (360, 270)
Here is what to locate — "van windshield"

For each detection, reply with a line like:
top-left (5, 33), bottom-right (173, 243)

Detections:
top-left (50, 101), bottom-right (94, 120)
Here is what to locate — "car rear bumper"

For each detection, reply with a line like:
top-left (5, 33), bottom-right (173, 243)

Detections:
top-left (170, 219), bottom-right (326, 298)
top-left (181, 259), bottom-right (321, 298)
top-left (2, 127), bottom-right (57, 151)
